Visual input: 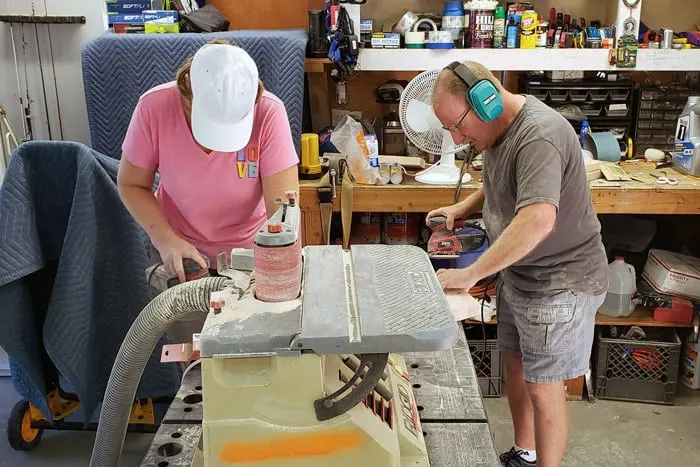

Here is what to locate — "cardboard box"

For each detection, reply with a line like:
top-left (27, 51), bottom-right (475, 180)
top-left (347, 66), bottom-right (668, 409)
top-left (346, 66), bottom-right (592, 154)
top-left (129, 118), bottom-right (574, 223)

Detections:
top-left (107, 2), bottom-right (150, 14)
top-left (642, 249), bottom-right (700, 301)
top-left (565, 376), bottom-right (584, 401)
top-left (145, 22), bottom-right (179, 34)
top-left (371, 32), bottom-right (400, 49)
top-left (108, 13), bottom-right (144, 25)
top-left (143, 10), bottom-right (178, 23)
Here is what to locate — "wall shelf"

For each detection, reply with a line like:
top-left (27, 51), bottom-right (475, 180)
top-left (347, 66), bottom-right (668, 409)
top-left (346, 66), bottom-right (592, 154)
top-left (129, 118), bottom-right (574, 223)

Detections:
top-left (355, 48), bottom-right (700, 72)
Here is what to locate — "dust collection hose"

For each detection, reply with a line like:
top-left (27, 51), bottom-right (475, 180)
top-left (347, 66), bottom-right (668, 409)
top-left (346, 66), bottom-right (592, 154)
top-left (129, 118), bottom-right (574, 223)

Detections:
top-left (88, 277), bottom-right (229, 467)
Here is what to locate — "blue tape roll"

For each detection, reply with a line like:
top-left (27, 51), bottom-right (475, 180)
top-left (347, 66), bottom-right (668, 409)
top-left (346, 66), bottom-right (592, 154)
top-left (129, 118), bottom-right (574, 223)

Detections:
top-left (583, 132), bottom-right (625, 163)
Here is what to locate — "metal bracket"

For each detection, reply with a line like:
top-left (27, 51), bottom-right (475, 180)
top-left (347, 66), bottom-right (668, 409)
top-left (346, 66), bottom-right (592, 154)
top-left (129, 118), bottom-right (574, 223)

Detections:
top-left (322, 152), bottom-right (349, 196)
top-left (0, 15), bottom-right (86, 24)
top-left (314, 353), bottom-right (389, 421)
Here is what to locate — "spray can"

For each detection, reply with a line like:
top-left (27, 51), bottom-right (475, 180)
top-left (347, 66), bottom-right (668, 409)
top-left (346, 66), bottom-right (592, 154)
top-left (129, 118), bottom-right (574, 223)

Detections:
top-left (519, 9), bottom-right (538, 49)
top-left (579, 119), bottom-right (590, 149)
top-left (493, 6), bottom-right (505, 48)
top-left (506, 18), bottom-right (518, 48)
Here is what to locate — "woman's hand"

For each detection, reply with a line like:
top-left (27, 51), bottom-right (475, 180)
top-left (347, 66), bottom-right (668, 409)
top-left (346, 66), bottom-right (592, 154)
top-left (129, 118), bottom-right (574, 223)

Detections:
top-left (426, 204), bottom-right (463, 230)
top-left (157, 235), bottom-right (208, 283)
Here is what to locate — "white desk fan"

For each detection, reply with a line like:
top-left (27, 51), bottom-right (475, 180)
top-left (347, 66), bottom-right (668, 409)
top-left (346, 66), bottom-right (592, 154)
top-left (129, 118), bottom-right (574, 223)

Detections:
top-left (399, 69), bottom-right (472, 185)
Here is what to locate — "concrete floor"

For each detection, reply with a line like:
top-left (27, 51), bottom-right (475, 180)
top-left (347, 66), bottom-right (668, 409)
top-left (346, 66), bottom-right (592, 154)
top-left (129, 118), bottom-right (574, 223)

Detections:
top-left (484, 385), bottom-right (700, 466)
top-left (1, 376), bottom-right (699, 466)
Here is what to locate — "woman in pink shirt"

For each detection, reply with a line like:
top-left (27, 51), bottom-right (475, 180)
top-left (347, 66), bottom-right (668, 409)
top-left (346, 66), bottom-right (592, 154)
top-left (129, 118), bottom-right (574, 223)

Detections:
top-left (117, 40), bottom-right (299, 285)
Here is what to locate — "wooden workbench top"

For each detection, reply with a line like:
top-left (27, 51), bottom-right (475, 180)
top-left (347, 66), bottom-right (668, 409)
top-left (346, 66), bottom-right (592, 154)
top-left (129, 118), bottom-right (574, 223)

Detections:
top-left (469, 306), bottom-right (694, 328)
top-left (300, 163), bottom-right (700, 215)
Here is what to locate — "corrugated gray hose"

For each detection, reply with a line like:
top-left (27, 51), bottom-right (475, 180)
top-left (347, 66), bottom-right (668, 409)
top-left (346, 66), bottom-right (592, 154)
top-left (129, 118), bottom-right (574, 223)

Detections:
top-left (89, 277), bottom-right (229, 467)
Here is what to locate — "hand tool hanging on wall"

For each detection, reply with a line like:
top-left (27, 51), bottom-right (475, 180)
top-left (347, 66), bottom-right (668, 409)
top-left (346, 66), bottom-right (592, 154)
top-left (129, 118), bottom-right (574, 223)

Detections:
top-left (32, 2), bottom-right (54, 140)
top-left (0, 106), bottom-right (20, 170)
top-left (7, 18), bottom-right (32, 141)
top-left (326, 0), bottom-right (359, 82)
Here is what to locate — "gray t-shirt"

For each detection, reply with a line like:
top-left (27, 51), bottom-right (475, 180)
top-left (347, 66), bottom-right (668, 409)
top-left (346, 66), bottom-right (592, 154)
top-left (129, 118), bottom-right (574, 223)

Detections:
top-left (482, 95), bottom-right (608, 296)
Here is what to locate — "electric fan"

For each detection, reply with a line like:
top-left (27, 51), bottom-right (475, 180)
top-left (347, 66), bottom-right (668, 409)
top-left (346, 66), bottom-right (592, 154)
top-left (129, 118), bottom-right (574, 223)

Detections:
top-left (399, 69), bottom-right (472, 185)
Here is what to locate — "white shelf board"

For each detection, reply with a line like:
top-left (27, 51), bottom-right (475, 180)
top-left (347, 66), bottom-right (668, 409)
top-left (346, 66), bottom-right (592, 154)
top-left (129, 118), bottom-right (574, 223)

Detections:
top-left (356, 48), bottom-right (700, 72)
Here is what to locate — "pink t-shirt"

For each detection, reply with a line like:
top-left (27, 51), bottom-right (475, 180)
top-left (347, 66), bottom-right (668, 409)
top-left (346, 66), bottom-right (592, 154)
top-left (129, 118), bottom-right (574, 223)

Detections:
top-left (121, 81), bottom-right (299, 263)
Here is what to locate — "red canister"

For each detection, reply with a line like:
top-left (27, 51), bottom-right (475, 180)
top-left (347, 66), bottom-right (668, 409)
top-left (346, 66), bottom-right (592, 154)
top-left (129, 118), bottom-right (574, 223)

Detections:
top-left (350, 212), bottom-right (382, 244)
top-left (382, 213), bottom-right (420, 245)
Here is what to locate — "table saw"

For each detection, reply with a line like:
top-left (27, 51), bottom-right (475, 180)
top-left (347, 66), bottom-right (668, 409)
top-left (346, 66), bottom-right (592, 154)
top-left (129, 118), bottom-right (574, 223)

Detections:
top-left (89, 191), bottom-right (500, 467)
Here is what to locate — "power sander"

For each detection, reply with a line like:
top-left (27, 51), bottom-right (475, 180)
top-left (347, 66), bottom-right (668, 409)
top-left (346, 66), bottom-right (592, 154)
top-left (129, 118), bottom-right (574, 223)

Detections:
top-left (191, 191), bottom-right (460, 467)
top-left (426, 215), bottom-right (489, 271)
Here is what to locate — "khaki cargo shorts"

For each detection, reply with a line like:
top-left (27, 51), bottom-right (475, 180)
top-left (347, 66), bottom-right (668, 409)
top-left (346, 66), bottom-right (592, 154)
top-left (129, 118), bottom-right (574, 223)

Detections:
top-left (496, 279), bottom-right (605, 384)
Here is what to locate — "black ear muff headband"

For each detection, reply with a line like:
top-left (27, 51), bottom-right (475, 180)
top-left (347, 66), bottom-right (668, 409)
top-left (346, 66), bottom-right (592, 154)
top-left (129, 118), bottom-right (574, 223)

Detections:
top-left (446, 61), bottom-right (481, 90)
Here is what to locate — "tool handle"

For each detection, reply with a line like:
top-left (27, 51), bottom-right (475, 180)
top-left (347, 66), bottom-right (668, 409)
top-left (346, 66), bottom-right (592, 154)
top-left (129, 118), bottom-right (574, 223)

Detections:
top-left (426, 215), bottom-right (466, 230)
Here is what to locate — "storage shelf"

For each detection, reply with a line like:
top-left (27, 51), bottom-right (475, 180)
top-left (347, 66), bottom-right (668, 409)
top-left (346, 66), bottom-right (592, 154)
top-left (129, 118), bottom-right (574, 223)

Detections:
top-left (356, 48), bottom-right (700, 72)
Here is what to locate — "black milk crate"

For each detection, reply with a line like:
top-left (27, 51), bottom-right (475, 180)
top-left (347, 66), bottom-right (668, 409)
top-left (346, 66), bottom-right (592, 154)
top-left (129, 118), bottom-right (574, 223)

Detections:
top-left (469, 339), bottom-right (502, 398)
top-left (595, 327), bottom-right (681, 405)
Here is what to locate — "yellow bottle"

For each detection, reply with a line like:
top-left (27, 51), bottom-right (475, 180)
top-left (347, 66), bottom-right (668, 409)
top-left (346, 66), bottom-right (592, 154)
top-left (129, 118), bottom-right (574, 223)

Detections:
top-left (520, 10), bottom-right (538, 49)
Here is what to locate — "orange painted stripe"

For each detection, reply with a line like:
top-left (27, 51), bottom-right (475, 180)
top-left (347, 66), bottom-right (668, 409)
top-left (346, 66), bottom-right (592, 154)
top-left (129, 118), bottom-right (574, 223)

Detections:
top-left (220, 430), bottom-right (363, 463)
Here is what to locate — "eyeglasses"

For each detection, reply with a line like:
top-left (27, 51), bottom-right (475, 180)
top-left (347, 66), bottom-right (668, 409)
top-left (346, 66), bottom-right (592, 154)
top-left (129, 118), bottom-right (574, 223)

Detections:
top-left (442, 107), bottom-right (471, 133)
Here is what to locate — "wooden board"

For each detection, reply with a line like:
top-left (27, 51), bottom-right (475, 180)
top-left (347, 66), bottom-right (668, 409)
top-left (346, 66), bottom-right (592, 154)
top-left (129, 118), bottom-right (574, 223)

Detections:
top-left (208, 0), bottom-right (311, 30)
top-left (422, 422), bottom-right (501, 467)
top-left (467, 306), bottom-right (695, 328)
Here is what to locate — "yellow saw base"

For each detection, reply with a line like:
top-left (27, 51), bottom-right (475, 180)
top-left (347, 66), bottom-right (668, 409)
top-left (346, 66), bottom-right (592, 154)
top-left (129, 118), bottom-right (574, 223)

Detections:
top-left (197, 353), bottom-right (429, 467)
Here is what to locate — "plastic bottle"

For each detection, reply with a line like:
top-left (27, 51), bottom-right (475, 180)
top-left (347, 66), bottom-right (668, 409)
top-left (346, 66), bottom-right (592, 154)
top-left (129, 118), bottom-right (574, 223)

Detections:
top-left (493, 6), bottom-right (505, 48)
top-left (599, 257), bottom-right (637, 318)
top-left (672, 95), bottom-right (700, 176)
top-left (579, 119), bottom-right (590, 148)
top-left (519, 9), bottom-right (538, 49)
top-left (442, 1), bottom-right (466, 48)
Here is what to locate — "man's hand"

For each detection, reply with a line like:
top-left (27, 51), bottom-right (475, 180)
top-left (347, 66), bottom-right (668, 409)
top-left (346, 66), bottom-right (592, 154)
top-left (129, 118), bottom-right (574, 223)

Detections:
top-left (426, 204), bottom-right (462, 230)
top-left (436, 267), bottom-right (479, 291)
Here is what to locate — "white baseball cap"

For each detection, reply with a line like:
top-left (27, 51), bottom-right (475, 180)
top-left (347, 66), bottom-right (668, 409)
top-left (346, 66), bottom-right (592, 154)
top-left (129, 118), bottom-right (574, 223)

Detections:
top-left (189, 43), bottom-right (259, 152)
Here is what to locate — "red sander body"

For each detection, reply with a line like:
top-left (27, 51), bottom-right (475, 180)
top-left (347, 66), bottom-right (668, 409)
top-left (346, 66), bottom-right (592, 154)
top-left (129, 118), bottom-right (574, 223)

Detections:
top-left (426, 215), bottom-right (472, 259)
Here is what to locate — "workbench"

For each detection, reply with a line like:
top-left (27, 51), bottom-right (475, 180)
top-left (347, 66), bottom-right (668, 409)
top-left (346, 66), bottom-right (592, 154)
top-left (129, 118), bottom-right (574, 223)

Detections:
top-left (299, 164), bottom-right (700, 247)
top-left (140, 327), bottom-right (501, 466)
top-left (298, 163), bottom-right (700, 329)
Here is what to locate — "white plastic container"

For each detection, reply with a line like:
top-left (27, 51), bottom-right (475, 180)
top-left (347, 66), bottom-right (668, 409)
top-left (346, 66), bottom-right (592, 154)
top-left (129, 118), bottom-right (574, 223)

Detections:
top-left (599, 256), bottom-right (637, 318)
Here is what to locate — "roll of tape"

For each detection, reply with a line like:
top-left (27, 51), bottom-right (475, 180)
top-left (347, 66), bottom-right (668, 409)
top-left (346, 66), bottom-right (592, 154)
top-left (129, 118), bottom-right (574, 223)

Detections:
top-left (583, 132), bottom-right (624, 163)
top-left (393, 11), bottom-right (419, 35)
top-left (406, 18), bottom-right (437, 47)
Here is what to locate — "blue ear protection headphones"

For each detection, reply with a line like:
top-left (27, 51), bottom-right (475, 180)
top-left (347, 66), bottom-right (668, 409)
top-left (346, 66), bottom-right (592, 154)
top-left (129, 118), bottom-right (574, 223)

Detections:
top-left (445, 61), bottom-right (504, 122)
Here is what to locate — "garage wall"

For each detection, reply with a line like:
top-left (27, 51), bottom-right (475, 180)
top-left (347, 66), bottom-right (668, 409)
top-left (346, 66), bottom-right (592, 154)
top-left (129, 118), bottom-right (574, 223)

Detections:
top-left (0, 0), bottom-right (697, 168)
top-left (0, 0), bottom-right (107, 151)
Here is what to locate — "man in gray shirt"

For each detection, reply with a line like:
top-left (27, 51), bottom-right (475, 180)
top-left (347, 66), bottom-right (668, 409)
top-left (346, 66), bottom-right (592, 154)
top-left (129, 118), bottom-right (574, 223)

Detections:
top-left (427, 61), bottom-right (608, 467)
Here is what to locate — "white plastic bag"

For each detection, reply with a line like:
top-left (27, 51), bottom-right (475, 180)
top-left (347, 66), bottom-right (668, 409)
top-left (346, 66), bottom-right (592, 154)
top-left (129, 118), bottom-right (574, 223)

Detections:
top-left (330, 116), bottom-right (379, 185)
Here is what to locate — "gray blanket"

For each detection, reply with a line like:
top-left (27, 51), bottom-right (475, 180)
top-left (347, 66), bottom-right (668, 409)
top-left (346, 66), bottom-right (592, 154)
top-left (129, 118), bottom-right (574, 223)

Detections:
top-left (81, 29), bottom-right (308, 159)
top-left (0, 141), bottom-right (181, 422)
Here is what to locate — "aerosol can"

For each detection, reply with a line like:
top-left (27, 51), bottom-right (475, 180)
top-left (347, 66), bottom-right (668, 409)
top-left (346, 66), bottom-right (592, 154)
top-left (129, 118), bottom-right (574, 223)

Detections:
top-left (672, 96), bottom-right (700, 176)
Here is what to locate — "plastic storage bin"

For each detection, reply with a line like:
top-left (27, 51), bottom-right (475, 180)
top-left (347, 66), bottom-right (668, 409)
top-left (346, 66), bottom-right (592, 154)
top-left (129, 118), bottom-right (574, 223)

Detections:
top-left (599, 257), bottom-right (636, 318)
top-left (595, 328), bottom-right (681, 405)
